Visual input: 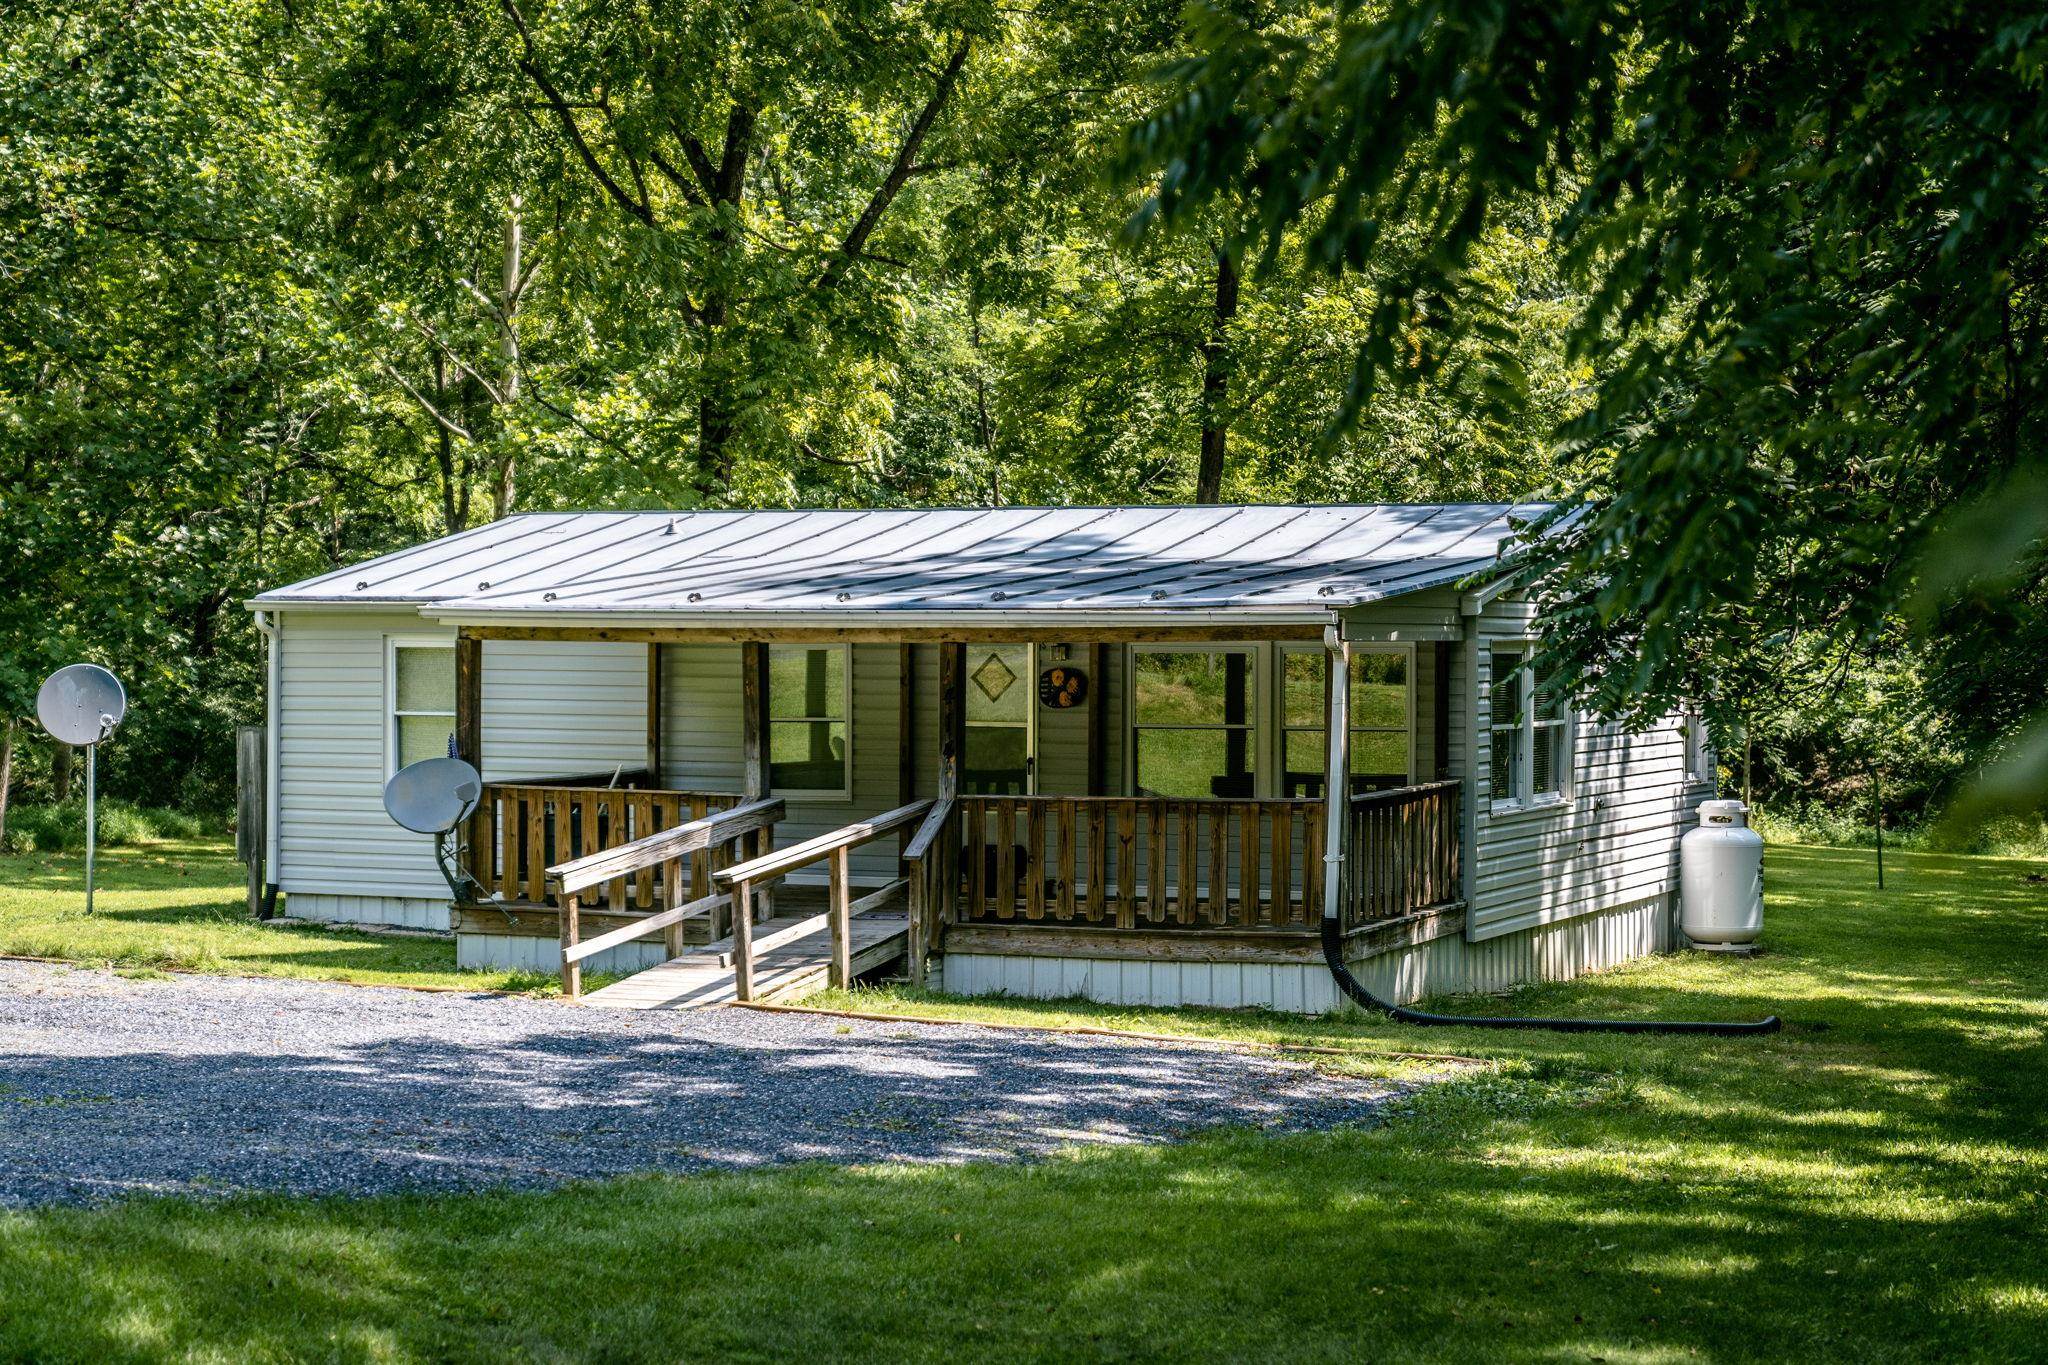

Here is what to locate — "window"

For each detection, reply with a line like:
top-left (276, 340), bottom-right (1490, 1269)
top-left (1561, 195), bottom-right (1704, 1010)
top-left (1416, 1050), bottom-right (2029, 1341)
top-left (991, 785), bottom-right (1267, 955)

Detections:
top-left (1131, 647), bottom-right (1256, 798)
top-left (1489, 644), bottom-right (1570, 805)
top-left (389, 640), bottom-right (455, 774)
top-left (964, 644), bottom-right (1034, 795)
top-left (768, 644), bottom-right (850, 795)
top-left (1683, 710), bottom-right (1714, 785)
top-left (1280, 647), bottom-right (1414, 797)
top-left (1488, 649), bottom-right (1525, 801)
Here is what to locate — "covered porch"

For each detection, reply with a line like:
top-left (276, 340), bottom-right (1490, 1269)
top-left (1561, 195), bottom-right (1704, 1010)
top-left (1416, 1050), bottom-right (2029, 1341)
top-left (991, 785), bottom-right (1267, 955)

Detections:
top-left (445, 624), bottom-right (1467, 1004)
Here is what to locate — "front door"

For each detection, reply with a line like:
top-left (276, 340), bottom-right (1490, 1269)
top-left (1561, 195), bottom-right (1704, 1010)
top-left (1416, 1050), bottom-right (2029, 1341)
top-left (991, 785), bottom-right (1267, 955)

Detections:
top-left (963, 643), bottom-right (1035, 794)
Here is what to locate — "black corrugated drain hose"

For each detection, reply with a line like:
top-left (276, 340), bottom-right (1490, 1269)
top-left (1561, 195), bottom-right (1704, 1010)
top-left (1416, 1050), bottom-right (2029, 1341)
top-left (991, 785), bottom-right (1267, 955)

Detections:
top-left (1319, 916), bottom-right (1782, 1036)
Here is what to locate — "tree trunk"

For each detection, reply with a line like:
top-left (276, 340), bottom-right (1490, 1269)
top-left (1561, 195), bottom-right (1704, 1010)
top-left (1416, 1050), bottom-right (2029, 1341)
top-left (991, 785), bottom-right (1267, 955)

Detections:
top-left (52, 741), bottom-right (73, 803)
top-left (434, 350), bottom-right (464, 534)
top-left (1196, 247), bottom-right (1239, 504)
top-left (696, 104), bottom-right (756, 496)
top-left (0, 718), bottom-right (14, 849)
top-left (494, 200), bottom-right (522, 520)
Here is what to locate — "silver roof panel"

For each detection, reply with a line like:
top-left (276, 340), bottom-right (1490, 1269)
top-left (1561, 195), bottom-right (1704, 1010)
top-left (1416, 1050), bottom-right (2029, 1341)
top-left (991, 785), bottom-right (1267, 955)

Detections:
top-left (250, 504), bottom-right (1541, 617)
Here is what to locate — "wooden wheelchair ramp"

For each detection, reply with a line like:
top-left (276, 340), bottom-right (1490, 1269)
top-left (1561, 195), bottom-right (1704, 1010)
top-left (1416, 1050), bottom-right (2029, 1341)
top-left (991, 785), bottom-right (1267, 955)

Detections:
top-left (579, 910), bottom-right (909, 1010)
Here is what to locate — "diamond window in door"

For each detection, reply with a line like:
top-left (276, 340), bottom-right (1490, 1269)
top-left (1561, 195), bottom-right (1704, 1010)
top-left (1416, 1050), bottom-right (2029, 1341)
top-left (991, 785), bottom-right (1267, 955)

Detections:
top-left (965, 645), bottom-right (1032, 794)
top-left (972, 651), bottom-right (1018, 704)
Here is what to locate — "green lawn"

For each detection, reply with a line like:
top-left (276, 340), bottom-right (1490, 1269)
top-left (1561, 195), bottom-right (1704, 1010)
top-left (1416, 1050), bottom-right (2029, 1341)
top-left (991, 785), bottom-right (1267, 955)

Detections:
top-left (0, 843), bottom-right (2044, 1361)
top-left (0, 840), bottom-right (546, 993)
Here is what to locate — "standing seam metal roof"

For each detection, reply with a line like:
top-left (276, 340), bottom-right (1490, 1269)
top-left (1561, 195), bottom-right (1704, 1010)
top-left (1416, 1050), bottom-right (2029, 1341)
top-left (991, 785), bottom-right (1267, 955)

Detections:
top-left (248, 504), bottom-right (1541, 617)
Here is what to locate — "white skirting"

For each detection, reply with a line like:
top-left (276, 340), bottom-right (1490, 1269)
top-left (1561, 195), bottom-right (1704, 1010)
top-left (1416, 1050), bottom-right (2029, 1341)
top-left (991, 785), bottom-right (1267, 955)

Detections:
top-left (283, 891), bottom-right (452, 932)
top-left (455, 932), bottom-right (668, 978)
top-left (942, 892), bottom-right (1676, 1015)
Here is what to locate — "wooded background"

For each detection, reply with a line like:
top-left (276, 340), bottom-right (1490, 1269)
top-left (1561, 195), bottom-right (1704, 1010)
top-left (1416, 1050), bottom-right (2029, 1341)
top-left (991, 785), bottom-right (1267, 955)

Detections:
top-left (3, 0), bottom-right (2041, 838)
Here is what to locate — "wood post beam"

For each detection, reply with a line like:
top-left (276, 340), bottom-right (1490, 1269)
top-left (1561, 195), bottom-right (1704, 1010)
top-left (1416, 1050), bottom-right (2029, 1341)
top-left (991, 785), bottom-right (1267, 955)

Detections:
top-left (646, 644), bottom-right (663, 785)
top-left (1087, 642), bottom-right (1109, 796)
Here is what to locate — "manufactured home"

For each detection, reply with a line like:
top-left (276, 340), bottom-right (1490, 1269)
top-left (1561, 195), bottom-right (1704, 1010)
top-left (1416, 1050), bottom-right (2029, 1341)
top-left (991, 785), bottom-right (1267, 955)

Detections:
top-left (245, 504), bottom-right (1714, 1011)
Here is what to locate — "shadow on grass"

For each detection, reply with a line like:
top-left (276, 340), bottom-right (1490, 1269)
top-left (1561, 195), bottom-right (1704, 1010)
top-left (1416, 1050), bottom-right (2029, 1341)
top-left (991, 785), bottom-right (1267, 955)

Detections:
top-left (0, 845), bottom-right (2040, 1359)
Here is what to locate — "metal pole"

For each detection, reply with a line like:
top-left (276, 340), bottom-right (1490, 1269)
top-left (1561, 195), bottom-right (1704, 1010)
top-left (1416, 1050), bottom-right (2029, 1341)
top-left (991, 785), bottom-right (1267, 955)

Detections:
top-left (1321, 628), bottom-right (1351, 923)
top-left (1874, 763), bottom-right (1885, 891)
top-left (84, 742), bottom-right (97, 916)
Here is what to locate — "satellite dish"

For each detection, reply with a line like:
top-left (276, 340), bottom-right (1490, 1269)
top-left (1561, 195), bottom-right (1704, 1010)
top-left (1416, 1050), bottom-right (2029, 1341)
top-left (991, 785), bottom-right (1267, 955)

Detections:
top-left (382, 757), bottom-right (483, 835)
top-left (36, 663), bottom-right (128, 917)
top-left (37, 665), bottom-right (127, 747)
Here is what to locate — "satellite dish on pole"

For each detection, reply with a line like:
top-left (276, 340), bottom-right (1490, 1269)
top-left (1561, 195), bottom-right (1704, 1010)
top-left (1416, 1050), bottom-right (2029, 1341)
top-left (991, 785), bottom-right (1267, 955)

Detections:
top-left (35, 664), bottom-right (127, 916)
top-left (37, 665), bottom-right (126, 747)
top-left (382, 756), bottom-right (493, 901)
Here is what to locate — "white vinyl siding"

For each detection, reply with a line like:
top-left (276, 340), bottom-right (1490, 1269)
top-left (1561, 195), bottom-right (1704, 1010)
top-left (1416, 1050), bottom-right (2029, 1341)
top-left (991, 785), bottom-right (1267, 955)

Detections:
top-left (276, 611), bottom-right (455, 905)
top-left (661, 642), bottom-right (903, 885)
top-left (480, 639), bottom-right (647, 783)
top-left (275, 614), bottom-right (652, 923)
top-left (1465, 595), bottom-right (1707, 942)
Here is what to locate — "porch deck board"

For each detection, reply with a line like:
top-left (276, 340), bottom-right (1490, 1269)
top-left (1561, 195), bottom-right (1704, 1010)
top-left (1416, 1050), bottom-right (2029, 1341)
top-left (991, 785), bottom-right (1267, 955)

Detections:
top-left (579, 911), bottom-right (908, 1010)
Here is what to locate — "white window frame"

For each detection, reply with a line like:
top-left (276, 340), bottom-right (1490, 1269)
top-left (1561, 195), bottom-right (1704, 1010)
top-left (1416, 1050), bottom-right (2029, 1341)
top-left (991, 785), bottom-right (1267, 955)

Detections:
top-left (1125, 643), bottom-right (1261, 799)
top-left (1488, 642), bottom-right (1572, 812)
top-left (1683, 708), bottom-right (1715, 787)
top-left (385, 636), bottom-right (457, 779)
top-left (1277, 643), bottom-right (1416, 798)
top-left (767, 642), bottom-right (854, 800)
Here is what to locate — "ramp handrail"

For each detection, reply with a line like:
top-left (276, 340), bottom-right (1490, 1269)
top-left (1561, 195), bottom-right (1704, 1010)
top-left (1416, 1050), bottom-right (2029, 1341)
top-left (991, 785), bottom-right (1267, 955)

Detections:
top-left (550, 796), bottom-right (784, 998)
top-left (901, 796), bottom-right (957, 987)
top-left (714, 799), bottom-right (934, 1000)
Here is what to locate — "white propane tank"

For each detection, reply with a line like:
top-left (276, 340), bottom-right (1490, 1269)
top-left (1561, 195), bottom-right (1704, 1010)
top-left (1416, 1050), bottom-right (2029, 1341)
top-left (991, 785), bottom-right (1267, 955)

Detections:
top-left (1681, 799), bottom-right (1764, 950)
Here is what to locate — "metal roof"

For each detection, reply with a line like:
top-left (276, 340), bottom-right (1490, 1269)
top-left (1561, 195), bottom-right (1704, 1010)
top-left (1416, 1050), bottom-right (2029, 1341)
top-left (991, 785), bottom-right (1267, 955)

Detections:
top-left (249, 504), bottom-right (1540, 622)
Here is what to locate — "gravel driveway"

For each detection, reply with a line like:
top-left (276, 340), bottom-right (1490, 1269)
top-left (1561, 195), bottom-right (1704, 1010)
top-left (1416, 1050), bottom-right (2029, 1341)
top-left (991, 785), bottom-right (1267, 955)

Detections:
top-left (0, 960), bottom-right (1418, 1206)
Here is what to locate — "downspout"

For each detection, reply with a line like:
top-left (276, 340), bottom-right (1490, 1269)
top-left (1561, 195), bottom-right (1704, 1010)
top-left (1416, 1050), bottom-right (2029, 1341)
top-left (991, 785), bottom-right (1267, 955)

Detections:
top-left (1316, 626), bottom-right (1780, 1036)
top-left (253, 609), bottom-right (282, 918)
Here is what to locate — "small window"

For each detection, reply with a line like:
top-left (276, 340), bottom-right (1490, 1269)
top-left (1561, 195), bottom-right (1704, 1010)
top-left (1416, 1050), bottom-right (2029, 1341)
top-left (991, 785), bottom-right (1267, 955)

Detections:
top-left (390, 641), bottom-right (456, 774)
top-left (1280, 647), bottom-right (1413, 797)
top-left (1532, 657), bottom-right (1569, 798)
top-left (1683, 710), bottom-right (1714, 785)
top-left (1132, 648), bottom-right (1256, 798)
top-left (1488, 648), bottom-right (1525, 801)
top-left (1489, 644), bottom-right (1571, 806)
top-left (768, 645), bottom-right (850, 795)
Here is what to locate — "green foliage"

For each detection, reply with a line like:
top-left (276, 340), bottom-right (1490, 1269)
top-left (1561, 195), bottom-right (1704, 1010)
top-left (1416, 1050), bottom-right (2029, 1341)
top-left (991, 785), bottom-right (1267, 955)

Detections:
top-left (2, 0), bottom-right (2033, 823)
top-left (0, 801), bottom-right (213, 855)
top-left (1124, 0), bottom-right (2048, 801)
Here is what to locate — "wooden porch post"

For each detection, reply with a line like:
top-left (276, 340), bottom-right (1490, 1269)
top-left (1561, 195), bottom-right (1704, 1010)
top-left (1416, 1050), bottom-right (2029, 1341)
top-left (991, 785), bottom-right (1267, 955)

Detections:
top-left (738, 641), bottom-right (772, 933)
top-left (898, 644), bottom-right (916, 852)
top-left (938, 642), bottom-right (965, 797)
top-left (455, 631), bottom-right (486, 895)
top-left (1086, 642), bottom-right (1109, 795)
top-left (937, 642), bottom-right (966, 946)
top-left (645, 644), bottom-right (663, 785)
top-left (1322, 630), bottom-right (1351, 928)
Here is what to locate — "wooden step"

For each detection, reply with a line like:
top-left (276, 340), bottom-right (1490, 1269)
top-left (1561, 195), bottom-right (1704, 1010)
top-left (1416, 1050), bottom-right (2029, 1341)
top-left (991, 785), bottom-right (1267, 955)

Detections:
top-left (579, 912), bottom-right (910, 1011)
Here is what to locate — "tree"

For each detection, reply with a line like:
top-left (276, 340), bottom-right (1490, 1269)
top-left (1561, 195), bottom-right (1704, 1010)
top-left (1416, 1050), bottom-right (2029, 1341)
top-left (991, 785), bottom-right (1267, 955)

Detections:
top-left (1124, 0), bottom-right (2048, 798)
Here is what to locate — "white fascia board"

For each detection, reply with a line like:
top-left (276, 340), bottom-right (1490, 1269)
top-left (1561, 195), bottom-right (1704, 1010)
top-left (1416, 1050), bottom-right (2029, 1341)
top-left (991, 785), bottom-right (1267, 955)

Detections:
top-left (416, 606), bottom-right (1339, 632)
top-left (240, 597), bottom-right (437, 614)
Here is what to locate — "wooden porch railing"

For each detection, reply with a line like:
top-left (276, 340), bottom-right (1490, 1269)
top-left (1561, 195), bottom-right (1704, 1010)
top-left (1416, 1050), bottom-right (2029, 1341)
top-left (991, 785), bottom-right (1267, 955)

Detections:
top-left (954, 796), bottom-right (1328, 930)
top-left (715, 799), bottom-right (934, 1001)
top-left (949, 782), bottom-right (1464, 935)
top-left (550, 797), bottom-right (784, 999)
top-left (465, 782), bottom-right (747, 911)
top-left (1342, 780), bottom-right (1462, 930)
top-left (902, 796), bottom-right (958, 986)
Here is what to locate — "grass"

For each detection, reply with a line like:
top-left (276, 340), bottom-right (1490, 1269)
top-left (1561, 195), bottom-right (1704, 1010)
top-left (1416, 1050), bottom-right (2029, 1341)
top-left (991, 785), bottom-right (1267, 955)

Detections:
top-left (0, 839), bottom-right (555, 993)
top-left (0, 843), bottom-right (2044, 1360)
